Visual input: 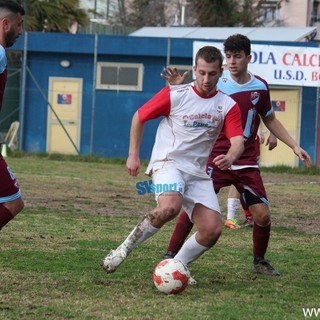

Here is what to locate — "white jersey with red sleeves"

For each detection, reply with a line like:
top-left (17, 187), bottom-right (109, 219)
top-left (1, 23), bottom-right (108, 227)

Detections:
top-left (138, 82), bottom-right (243, 178)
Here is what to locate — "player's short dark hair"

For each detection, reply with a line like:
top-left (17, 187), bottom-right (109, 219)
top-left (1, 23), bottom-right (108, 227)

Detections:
top-left (223, 34), bottom-right (251, 56)
top-left (0, 0), bottom-right (25, 16)
top-left (195, 46), bottom-right (223, 68)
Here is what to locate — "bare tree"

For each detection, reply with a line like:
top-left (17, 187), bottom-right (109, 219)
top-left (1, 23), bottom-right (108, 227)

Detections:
top-left (102, 0), bottom-right (272, 28)
top-left (122, 0), bottom-right (166, 27)
top-left (190, 0), bottom-right (261, 27)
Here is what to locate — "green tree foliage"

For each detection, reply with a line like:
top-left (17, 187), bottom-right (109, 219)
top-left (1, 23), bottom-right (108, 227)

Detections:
top-left (189, 0), bottom-right (260, 27)
top-left (18, 0), bottom-right (88, 32)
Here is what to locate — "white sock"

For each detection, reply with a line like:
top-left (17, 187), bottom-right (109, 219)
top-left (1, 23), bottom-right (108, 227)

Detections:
top-left (121, 217), bottom-right (159, 254)
top-left (227, 198), bottom-right (240, 220)
top-left (174, 233), bottom-right (209, 265)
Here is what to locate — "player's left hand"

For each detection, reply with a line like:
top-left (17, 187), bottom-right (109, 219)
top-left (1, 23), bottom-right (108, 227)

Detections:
top-left (265, 134), bottom-right (277, 150)
top-left (256, 129), bottom-right (265, 144)
top-left (293, 146), bottom-right (312, 168)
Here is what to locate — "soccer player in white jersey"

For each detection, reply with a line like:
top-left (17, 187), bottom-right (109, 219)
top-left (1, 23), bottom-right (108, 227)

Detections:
top-left (162, 34), bottom-right (312, 278)
top-left (101, 46), bottom-right (244, 274)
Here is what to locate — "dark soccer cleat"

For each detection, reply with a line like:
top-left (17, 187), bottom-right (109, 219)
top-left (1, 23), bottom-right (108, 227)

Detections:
top-left (163, 250), bottom-right (176, 259)
top-left (253, 258), bottom-right (280, 276)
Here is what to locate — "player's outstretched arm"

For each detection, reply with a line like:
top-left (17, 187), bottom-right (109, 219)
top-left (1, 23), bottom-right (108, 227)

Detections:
top-left (263, 113), bottom-right (312, 167)
top-left (160, 66), bottom-right (189, 85)
top-left (126, 112), bottom-right (144, 176)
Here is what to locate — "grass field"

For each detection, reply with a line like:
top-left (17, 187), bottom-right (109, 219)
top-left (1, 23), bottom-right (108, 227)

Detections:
top-left (0, 155), bottom-right (320, 320)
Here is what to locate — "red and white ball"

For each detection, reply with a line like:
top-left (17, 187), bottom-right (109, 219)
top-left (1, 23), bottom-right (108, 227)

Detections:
top-left (153, 258), bottom-right (190, 294)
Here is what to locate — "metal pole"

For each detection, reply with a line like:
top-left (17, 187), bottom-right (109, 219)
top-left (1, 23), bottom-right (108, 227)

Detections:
top-left (90, 34), bottom-right (98, 154)
top-left (181, 4), bottom-right (186, 25)
top-left (106, 0), bottom-right (110, 19)
top-left (166, 37), bottom-right (171, 67)
top-left (19, 32), bottom-right (27, 150)
top-left (94, 0), bottom-right (97, 18)
top-left (316, 87), bottom-right (320, 167)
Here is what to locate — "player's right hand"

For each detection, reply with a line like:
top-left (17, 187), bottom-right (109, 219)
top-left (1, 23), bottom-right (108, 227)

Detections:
top-left (126, 156), bottom-right (140, 176)
top-left (212, 154), bottom-right (234, 171)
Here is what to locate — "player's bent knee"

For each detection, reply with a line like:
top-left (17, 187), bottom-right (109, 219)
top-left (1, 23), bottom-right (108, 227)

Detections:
top-left (3, 198), bottom-right (24, 217)
top-left (158, 206), bottom-right (180, 223)
top-left (150, 206), bottom-right (180, 227)
top-left (255, 215), bottom-right (271, 227)
top-left (254, 212), bottom-right (270, 227)
top-left (202, 225), bottom-right (222, 245)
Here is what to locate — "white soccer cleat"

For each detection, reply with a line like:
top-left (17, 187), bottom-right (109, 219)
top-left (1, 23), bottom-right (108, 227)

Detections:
top-left (101, 247), bottom-right (127, 273)
top-left (188, 275), bottom-right (197, 285)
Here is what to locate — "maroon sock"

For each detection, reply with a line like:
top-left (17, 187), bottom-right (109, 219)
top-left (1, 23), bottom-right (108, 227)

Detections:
top-left (167, 211), bottom-right (194, 254)
top-left (253, 222), bottom-right (271, 259)
top-left (0, 205), bottom-right (13, 230)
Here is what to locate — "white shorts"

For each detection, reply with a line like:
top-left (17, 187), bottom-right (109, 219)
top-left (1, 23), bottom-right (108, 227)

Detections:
top-left (152, 164), bottom-right (220, 220)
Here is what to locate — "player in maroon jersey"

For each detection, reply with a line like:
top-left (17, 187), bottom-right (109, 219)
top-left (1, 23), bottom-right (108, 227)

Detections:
top-left (0, 1), bottom-right (25, 231)
top-left (162, 34), bottom-right (312, 279)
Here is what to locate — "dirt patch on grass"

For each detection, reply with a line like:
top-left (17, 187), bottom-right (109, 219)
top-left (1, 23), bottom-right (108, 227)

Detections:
top-left (23, 171), bottom-right (320, 234)
top-left (261, 173), bottom-right (320, 234)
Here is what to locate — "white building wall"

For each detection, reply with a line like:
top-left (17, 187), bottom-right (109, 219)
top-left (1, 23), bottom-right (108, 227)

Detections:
top-left (279, 0), bottom-right (319, 40)
top-left (279, 0), bottom-right (309, 26)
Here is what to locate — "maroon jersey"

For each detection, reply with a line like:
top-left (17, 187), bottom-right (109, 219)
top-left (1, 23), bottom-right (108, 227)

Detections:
top-left (209, 70), bottom-right (273, 168)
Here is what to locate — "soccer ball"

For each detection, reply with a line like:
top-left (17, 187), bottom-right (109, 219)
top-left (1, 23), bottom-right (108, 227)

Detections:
top-left (153, 258), bottom-right (190, 294)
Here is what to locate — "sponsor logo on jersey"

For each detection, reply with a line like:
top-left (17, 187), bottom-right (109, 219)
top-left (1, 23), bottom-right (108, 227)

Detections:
top-left (182, 112), bottom-right (217, 128)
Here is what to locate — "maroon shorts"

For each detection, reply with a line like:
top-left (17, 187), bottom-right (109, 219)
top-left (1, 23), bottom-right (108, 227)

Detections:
top-left (207, 165), bottom-right (268, 207)
top-left (0, 155), bottom-right (21, 203)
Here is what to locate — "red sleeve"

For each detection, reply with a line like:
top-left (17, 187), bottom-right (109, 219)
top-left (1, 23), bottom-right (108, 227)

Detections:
top-left (223, 103), bottom-right (243, 139)
top-left (138, 86), bottom-right (171, 123)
